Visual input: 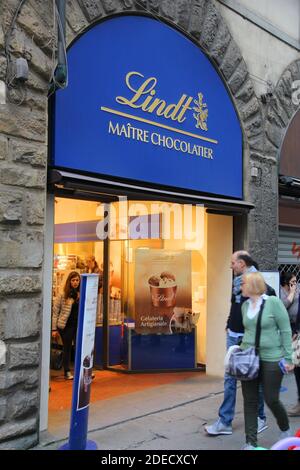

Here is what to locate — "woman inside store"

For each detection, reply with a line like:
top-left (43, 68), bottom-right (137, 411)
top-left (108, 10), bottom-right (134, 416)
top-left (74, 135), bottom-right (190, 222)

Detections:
top-left (52, 271), bottom-right (81, 380)
top-left (85, 255), bottom-right (101, 274)
top-left (240, 272), bottom-right (293, 450)
top-left (280, 272), bottom-right (300, 417)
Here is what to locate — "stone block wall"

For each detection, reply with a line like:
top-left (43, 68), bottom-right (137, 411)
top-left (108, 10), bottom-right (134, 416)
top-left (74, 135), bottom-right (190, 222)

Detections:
top-left (0, 0), bottom-right (50, 449)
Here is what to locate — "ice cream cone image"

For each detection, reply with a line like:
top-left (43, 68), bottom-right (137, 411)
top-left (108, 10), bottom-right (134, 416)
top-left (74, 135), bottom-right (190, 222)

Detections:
top-left (148, 272), bottom-right (177, 308)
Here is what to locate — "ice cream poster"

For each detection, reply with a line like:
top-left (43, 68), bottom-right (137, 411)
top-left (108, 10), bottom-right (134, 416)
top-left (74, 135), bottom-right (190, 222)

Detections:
top-left (134, 249), bottom-right (192, 334)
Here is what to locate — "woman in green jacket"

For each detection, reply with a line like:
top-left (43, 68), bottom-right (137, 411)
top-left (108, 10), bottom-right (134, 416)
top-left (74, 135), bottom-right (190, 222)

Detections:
top-left (240, 272), bottom-right (294, 450)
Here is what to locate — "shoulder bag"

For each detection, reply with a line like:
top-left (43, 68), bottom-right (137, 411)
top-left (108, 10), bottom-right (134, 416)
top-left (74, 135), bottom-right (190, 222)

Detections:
top-left (226, 299), bottom-right (265, 381)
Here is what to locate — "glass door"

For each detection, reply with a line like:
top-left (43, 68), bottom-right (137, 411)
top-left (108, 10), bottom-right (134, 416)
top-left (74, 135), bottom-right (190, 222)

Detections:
top-left (52, 197), bottom-right (128, 374)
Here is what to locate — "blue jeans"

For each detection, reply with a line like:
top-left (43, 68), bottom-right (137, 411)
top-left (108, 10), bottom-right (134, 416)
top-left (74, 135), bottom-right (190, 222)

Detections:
top-left (219, 333), bottom-right (266, 426)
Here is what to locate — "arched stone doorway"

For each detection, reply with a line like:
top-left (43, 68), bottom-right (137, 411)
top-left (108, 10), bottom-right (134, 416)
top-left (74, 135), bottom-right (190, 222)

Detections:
top-left (277, 107), bottom-right (300, 281)
top-left (264, 59), bottom-right (300, 280)
top-left (44, 0), bottom-right (257, 438)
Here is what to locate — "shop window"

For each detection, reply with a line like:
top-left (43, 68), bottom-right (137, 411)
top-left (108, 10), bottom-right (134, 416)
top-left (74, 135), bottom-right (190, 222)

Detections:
top-left (52, 197), bottom-right (208, 371)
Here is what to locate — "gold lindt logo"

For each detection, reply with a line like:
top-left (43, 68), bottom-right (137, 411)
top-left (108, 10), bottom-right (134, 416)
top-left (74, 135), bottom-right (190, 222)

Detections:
top-left (115, 71), bottom-right (208, 130)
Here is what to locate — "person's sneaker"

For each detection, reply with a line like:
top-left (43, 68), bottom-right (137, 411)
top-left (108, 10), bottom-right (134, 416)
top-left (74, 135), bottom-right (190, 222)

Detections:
top-left (64, 371), bottom-right (74, 380)
top-left (257, 417), bottom-right (268, 434)
top-left (287, 403), bottom-right (300, 417)
top-left (241, 443), bottom-right (257, 450)
top-left (279, 429), bottom-right (292, 440)
top-left (204, 418), bottom-right (232, 435)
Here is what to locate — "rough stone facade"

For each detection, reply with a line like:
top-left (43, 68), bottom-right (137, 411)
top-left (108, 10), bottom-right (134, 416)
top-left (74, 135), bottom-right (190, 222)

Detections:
top-left (0, 0), bottom-right (49, 450)
top-left (247, 59), bottom-right (300, 269)
top-left (0, 0), bottom-right (298, 448)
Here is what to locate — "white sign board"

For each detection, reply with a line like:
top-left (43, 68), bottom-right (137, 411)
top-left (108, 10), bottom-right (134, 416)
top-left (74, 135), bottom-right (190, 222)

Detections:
top-left (77, 274), bottom-right (99, 411)
top-left (260, 271), bottom-right (280, 297)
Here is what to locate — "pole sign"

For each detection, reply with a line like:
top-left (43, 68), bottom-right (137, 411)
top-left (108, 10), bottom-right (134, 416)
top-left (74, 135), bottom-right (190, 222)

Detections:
top-left (60, 274), bottom-right (99, 451)
top-left (53, 15), bottom-right (243, 198)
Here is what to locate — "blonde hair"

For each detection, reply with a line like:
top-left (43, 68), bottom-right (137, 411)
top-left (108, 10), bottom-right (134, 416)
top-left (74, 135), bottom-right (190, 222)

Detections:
top-left (243, 272), bottom-right (266, 296)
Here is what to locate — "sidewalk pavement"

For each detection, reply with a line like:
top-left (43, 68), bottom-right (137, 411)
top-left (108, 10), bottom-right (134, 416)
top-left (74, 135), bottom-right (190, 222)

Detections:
top-left (34, 372), bottom-right (300, 451)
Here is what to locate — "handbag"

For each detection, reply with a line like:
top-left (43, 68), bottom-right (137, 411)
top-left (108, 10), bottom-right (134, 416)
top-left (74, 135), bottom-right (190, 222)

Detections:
top-left (291, 333), bottom-right (300, 366)
top-left (226, 299), bottom-right (265, 381)
top-left (50, 339), bottom-right (63, 370)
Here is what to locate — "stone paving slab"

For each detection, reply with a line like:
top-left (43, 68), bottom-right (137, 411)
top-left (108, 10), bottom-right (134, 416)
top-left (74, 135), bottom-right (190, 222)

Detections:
top-left (34, 374), bottom-right (300, 451)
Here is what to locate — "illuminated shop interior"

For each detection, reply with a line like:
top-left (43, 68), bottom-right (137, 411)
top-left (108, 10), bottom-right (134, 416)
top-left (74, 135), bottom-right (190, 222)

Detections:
top-left (53, 197), bottom-right (231, 372)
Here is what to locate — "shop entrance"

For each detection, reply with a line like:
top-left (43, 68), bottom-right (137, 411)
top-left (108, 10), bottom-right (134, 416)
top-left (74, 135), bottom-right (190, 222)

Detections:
top-left (49, 195), bottom-right (207, 377)
top-left (45, 192), bottom-right (234, 433)
top-left (50, 196), bottom-right (124, 375)
top-left (47, 193), bottom-right (208, 432)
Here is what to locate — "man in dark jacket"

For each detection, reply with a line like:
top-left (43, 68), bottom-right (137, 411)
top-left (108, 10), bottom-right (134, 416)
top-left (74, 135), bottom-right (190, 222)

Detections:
top-left (205, 251), bottom-right (273, 436)
top-left (226, 254), bottom-right (276, 334)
